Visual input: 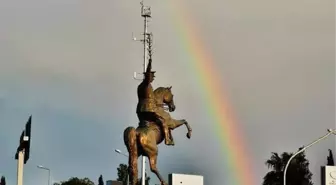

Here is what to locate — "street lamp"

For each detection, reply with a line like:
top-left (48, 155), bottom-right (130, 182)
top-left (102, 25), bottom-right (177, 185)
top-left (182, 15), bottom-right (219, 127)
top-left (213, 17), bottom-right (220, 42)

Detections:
top-left (283, 129), bottom-right (336, 185)
top-left (115, 149), bottom-right (130, 185)
top-left (114, 149), bottom-right (147, 164)
top-left (37, 165), bottom-right (50, 185)
top-left (115, 149), bottom-right (128, 157)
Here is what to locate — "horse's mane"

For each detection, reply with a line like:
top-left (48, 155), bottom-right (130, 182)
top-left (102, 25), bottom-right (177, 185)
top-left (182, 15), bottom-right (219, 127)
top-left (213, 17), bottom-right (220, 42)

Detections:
top-left (154, 87), bottom-right (168, 95)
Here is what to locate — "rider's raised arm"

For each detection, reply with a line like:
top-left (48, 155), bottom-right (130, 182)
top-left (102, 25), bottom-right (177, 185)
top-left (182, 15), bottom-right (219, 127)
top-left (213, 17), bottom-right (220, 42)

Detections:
top-left (143, 58), bottom-right (153, 84)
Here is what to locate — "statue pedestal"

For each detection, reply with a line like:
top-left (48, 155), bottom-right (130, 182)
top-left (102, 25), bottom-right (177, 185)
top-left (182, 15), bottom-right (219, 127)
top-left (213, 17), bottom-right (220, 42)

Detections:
top-left (168, 173), bottom-right (204, 185)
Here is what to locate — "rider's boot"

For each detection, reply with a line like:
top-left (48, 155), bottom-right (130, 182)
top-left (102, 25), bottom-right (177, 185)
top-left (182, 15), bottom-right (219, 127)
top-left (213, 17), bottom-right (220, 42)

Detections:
top-left (156, 116), bottom-right (174, 146)
top-left (168, 129), bottom-right (174, 144)
top-left (163, 124), bottom-right (174, 146)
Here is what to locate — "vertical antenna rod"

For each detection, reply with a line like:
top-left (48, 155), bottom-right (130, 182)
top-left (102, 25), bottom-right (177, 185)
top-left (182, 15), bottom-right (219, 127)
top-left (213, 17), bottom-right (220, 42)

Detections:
top-left (141, 0), bottom-right (151, 72)
top-left (143, 6), bottom-right (148, 72)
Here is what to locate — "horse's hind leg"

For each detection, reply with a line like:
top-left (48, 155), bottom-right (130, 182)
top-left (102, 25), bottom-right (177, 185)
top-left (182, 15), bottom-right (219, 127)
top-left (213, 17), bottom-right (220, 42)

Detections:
top-left (124, 127), bottom-right (138, 185)
top-left (139, 136), bottom-right (167, 185)
top-left (129, 147), bottom-right (138, 185)
top-left (148, 154), bottom-right (167, 185)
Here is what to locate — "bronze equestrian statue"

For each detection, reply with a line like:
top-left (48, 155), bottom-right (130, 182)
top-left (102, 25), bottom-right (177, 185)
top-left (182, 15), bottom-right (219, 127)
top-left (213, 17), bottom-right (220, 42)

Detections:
top-left (123, 58), bottom-right (192, 185)
top-left (136, 58), bottom-right (174, 146)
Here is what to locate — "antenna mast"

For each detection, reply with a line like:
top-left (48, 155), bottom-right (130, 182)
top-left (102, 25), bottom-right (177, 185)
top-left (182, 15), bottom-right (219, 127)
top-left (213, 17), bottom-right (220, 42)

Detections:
top-left (141, 0), bottom-right (151, 72)
top-left (132, 2), bottom-right (152, 185)
top-left (133, 0), bottom-right (152, 80)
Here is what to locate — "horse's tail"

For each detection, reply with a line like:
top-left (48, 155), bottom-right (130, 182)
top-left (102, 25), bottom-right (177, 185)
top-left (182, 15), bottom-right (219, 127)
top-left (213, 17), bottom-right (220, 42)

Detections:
top-left (123, 127), bottom-right (138, 185)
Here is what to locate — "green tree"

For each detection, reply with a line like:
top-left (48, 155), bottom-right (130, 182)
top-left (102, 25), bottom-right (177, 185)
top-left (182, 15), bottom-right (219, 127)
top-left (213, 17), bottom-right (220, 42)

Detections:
top-left (1, 176), bottom-right (6, 185)
top-left (98, 175), bottom-right (104, 185)
top-left (54, 177), bottom-right (94, 185)
top-left (116, 163), bottom-right (151, 185)
top-left (262, 147), bottom-right (313, 185)
top-left (117, 163), bottom-right (128, 185)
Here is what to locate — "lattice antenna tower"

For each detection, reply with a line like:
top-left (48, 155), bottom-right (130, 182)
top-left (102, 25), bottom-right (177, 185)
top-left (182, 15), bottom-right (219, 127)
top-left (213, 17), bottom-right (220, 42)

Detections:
top-left (133, 0), bottom-right (153, 80)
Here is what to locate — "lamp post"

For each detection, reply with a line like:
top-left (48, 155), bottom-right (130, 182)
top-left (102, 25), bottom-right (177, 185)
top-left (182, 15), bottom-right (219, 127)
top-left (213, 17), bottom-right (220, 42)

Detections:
top-left (283, 129), bottom-right (336, 185)
top-left (115, 149), bottom-right (130, 185)
top-left (37, 165), bottom-right (50, 185)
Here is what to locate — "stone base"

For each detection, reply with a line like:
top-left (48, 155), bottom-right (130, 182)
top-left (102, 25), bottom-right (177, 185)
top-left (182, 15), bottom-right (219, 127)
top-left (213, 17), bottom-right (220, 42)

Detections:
top-left (168, 173), bottom-right (204, 185)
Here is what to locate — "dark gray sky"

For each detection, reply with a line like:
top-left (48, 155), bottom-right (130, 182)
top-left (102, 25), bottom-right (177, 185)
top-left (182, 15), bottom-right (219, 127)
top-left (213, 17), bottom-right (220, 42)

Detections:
top-left (0, 0), bottom-right (334, 185)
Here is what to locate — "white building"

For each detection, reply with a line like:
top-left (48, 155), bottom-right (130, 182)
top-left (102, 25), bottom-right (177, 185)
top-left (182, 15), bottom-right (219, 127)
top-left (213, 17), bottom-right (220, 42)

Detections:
top-left (321, 165), bottom-right (336, 185)
top-left (168, 173), bottom-right (204, 185)
top-left (106, 180), bottom-right (122, 185)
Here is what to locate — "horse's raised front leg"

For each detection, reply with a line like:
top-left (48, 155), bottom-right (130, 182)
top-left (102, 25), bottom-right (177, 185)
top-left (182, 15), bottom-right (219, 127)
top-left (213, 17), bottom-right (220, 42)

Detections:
top-left (182, 119), bottom-right (192, 139)
top-left (168, 119), bottom-right (192, 139)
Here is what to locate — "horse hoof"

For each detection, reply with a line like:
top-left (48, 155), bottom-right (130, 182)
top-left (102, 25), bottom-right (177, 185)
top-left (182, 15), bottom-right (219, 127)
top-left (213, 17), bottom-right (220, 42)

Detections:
top-left (187, 132), bottom-right (191, 139)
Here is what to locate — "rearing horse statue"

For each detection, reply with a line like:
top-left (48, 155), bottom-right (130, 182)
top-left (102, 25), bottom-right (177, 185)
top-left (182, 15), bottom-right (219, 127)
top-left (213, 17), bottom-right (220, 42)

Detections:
top-left (123, 86), bottom-right (192, 185)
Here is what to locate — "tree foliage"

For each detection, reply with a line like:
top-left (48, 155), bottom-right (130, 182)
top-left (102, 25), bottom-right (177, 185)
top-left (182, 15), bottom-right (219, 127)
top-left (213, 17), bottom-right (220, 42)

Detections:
top-left (54, 177), bottom-right (94, 185)
top-left (117, 163), bottom-right (150, 185)
top-left (262, 148), bottom-right (313, 185)
top-left (98, 175), bottom-right (104, 185)
top-left (117, 163), bottom-right (128, 185)
top-left (0, 176), bottom-right (6, 185)
top-left (327, 149), bottom-right (335, 166)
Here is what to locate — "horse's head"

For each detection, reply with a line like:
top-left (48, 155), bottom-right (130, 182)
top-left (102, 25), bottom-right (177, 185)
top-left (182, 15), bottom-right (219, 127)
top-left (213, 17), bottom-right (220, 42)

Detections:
top-left (163, 86), bottom-right (175, 112)
top-left (154, 86), bottom-right (176, 112)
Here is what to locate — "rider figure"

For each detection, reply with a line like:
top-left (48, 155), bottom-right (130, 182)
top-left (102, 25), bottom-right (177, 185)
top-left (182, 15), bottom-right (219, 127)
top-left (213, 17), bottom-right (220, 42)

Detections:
top-left (136, 58), bottom-right (174, 146)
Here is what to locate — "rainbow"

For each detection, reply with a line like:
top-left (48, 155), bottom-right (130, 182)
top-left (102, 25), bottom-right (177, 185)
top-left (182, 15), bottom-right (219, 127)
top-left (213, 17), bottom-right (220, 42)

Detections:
top-left (166, 1), bottom-right (256, 184)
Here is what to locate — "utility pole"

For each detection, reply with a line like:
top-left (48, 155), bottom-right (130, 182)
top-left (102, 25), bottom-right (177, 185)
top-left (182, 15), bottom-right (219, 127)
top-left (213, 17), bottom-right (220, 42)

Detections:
top-left (16, 149), bottom-right (25, 185)
top-left (132, 1), bottom-right (152, 185)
